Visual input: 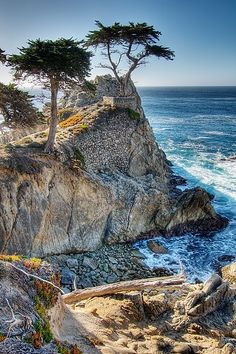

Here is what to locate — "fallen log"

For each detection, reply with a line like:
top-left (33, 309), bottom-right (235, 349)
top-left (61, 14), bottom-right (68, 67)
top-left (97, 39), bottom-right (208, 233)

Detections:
top-left (62, 274), bottom-right (186, 304)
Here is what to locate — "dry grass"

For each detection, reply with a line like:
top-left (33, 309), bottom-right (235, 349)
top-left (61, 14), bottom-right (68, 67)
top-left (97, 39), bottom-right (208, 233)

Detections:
top-left (59, 113), bottom-right (83, 128)
top-left (0, 254), bottom-right (22, 262)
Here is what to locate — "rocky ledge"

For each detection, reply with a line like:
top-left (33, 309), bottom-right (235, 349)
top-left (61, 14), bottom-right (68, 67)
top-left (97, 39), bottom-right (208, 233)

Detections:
top-left (0, 75), bottom-right (228, 257)
top-left (1, 259), bottom-right (235, 353)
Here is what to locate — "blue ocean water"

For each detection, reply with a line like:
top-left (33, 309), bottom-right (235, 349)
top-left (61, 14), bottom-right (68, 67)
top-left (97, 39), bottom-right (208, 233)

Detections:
top-left (136, 86), bottom-right (236, 282)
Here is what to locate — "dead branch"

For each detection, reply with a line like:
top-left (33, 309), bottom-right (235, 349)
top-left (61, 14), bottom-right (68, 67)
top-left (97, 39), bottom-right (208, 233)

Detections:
top-left (62, 274), bottom-right (186, 305)
top-left (5, 298), bottom-right (23, 337)
top-left (5, 262), bottom-right (64, 294)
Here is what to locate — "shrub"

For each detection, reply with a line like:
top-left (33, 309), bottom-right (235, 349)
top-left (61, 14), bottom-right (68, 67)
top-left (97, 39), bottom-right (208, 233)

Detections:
top-left (0, 333), bottom-right (6, 342)
top-left (34, 274), bottom-right (60, 308)
top-left (0, 254), bottom-right (22, 262)
top-left (72, 148), bottom-right (85, 169)
top-left (34, 318), bottom-right (53, 344)
top-left (59, 113), bottom-right (83, 128)
top-left (23, 257), bottom-right (42, 271)
top-left (127, 108), bottom-right (140, 120)
top-left (0, 83), bottom-right (42, 126)
top-left (72, 123), bottom-right (88, 135)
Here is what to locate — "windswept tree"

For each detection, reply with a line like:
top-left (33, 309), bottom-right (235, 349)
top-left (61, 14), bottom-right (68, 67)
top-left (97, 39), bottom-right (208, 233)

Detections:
top-left (8, 38), bottom-right (92, 152)
top-left (86, 21), bottom-right (174, 95)
top-left (0, 83), bottom-right (41, 126)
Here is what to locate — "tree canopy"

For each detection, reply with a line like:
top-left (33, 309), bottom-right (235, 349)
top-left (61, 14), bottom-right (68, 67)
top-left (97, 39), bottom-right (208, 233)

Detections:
top-left (86, 21), bottom-right (174, 95)
top-left (0, 48), bottom-right (6, 63)
top-left (7, 38), bottom-right (92, 151)
top-left (0, 83), bottom-right (41, 126)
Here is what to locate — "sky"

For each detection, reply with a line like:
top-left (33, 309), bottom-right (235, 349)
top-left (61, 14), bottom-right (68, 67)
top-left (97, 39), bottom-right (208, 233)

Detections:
top-left (0, 0), bottom-right (235, 86)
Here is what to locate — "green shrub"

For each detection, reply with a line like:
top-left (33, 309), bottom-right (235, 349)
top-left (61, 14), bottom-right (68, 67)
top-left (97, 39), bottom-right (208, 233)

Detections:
top-left (127, 108), bottom-right (140, 120)
top-left (0, 83), bottom-right (42, 126)
top-left (73, 148), bottom-right (85, 168)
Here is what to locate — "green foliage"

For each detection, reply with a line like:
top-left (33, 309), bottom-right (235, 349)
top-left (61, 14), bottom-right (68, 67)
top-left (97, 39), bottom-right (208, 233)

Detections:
top-left (34, 297), bottom-right (53, 344)
top-left (34, 296), bottom-right (46, 318)
top-left (86, 21), bottom-right (162, 47)
top-left (7, 38), bottom-right (92, 152)
top-left (73, 148), bottom-right (85, 168)
top-left (127, 108), bottom-right (140, 120)
top-left (0, 82), bottom-right (42, 126)
top-left (34, 319), bottom-right (53, 344)
top-left (7, 38), bottom-right (92, 89)
top-left (56, 342), bottom-right (70, 354)
top-left (81, 80), bottom-right (97, 94)
top-left (86, 21), bottom-right (174, 95)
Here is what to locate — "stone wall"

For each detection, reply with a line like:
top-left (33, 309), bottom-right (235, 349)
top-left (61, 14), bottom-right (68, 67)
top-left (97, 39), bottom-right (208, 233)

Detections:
top-left (103, 96), bottom-right (137, 110)
top-left (60, 75), bottom-right (144, 117)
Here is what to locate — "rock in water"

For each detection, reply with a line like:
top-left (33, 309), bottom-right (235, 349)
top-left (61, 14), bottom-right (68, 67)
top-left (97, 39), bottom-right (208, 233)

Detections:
top-left (147, 240), bottom-right (168, 254)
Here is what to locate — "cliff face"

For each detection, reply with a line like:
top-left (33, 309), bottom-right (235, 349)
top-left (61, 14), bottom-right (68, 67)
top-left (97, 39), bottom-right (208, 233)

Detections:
top-left (0, 77), bottom-right (227, 257)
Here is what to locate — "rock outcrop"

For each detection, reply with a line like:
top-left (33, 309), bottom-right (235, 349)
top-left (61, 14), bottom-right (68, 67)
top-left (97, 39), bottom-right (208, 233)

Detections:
top-left (222, 262), bottom-right (236, 284)
top-left (61, 74), bottom-right (144, 116)
top-left (1, 259), bottom-right (235, 354)
top-left (0, 76), bottom-right (228, 257)
top-left (49, 272), bottom-right (236, 354)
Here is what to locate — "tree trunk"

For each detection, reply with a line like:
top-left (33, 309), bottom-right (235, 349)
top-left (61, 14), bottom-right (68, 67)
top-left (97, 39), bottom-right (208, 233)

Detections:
top-left (119, 80), bottom-right (126, 96)
top-left (44, 78), bottom-right (58, 153)
top-left (62, 274), bottom-right (186, 304)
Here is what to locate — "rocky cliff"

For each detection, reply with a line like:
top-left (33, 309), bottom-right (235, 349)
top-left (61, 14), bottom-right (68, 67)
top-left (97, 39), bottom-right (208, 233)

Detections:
top-left (0, 76), bottom-right (227, 257)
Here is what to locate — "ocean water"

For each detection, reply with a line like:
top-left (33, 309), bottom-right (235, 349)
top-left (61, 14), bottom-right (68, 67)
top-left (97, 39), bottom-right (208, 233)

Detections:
top-left (136, 86), bottom-right (236, 282)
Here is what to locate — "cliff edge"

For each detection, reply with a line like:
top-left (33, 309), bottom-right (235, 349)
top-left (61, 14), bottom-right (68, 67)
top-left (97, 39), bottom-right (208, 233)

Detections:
top-left (0, 76), bottom-right (227, 257)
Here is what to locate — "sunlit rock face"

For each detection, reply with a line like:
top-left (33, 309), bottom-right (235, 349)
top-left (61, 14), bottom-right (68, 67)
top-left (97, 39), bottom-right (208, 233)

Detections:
top-left (0, 76), bottom-right (227, 257)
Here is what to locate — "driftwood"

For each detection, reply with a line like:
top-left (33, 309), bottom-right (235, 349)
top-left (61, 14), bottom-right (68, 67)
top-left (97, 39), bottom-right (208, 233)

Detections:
top-left (62, 274), bottom-right (186, 304)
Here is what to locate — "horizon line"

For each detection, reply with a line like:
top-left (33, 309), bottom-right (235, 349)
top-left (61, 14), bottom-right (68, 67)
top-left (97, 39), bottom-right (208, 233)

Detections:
top-left (136, 85), bottom-right (236, 87)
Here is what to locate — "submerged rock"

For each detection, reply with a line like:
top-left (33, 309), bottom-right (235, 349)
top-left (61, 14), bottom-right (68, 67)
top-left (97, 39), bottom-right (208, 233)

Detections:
top-left (147, 240), bottom-right (168, 254)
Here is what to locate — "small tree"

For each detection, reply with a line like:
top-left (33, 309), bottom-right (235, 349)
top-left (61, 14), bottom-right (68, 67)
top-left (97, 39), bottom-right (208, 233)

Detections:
top-left (0, 48), bottom-right (6, 63)
top-left (86, 21), bottom-right (174, 96)
top-left (0, 83), bottom-right (41, 126)
top-left (8, 38), bottom-right (92, 152)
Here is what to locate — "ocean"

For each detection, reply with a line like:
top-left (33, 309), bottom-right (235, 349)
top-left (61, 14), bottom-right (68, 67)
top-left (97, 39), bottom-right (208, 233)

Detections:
top-left (136, 86), bottom-right (236, 282)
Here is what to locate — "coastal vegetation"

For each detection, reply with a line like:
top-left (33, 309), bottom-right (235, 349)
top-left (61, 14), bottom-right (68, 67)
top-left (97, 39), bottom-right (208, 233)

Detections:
top-left (0, 83), bottom-right (41, 126)
top-left (0, 22), bottom-right (174, 151)
top-left (7, 38), bottom-right (92, 152)
top-left (85, 21), bottom-right (174, 95)
top-left (0, 20), bottom-right (234, 354)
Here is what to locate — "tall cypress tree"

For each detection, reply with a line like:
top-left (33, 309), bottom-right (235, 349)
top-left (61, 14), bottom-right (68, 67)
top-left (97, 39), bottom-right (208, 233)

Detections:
top-left (8, 39), bottom-right (92, 152)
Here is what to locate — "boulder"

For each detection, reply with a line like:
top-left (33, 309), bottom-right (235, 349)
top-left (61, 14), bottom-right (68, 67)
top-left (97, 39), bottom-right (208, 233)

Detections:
top-left (171, 343), bottom-right (197, 353)
top-left (163, 187), bottom-right (228, 236)
top-left (221, 262), bottom-right (236, 283)
top-left (147, 240), bottom-right (168, 254)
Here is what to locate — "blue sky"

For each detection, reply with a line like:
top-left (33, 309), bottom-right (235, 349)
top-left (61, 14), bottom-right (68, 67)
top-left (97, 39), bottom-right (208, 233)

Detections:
top-left (0, 0), bottom-right (235, 86)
